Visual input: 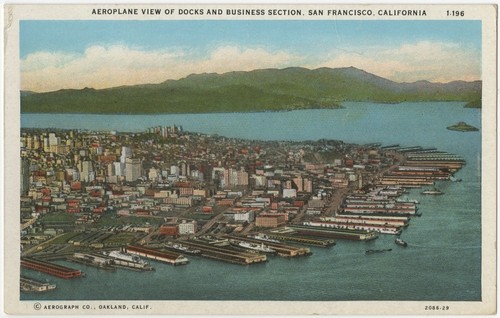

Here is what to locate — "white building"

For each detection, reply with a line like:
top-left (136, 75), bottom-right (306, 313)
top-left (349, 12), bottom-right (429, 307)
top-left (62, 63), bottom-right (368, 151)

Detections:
top-left (178, 220), bottom-right (197, 235)
top-left (233, 211), bottom-right (255, 223)
top-left (125, 158), bottom-right (142, 182)
top-left (283, 188), bottom-right (297, 198)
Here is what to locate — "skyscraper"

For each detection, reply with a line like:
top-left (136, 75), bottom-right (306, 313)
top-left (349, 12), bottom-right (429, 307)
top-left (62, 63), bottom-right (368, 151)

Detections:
top-left (125, 158), bottom-right (142, 182)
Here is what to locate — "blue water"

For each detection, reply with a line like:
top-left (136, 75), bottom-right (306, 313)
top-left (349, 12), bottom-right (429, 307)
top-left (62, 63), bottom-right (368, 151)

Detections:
top-left (21, 102), bottom-right (481, 301)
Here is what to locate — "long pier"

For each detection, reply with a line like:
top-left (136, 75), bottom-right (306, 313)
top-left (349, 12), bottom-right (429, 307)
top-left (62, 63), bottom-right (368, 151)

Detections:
top-left (263, 233), bottom-right (335, 247)
top-left (224, 235), bottom-right (311, 257)
top-left (286, 225), bottom-right (378, 241)
top-left (21, 257), bottom-right (83, 279)
top-left (180, 240), bottom-right (267, 265)
top-left (126, 245), bottom-right (188, 266)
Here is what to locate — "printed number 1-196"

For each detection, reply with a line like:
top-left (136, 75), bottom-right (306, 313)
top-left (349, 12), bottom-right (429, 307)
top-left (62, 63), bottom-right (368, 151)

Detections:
top-left (447, 10), bottom-right (464, 16)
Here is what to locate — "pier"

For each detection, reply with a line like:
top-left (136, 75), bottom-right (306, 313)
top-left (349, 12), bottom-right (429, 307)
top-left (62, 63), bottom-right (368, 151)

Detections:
top-left (263, 233), bottom-right (335, 247)
top-left (21, 257), bottom-right (83, 279)
top-left (20, 276), bottom-right (56, 292)
top-left (180, 240), bottom-right (267, 265)
top-left (287, 225), bottom-right (378, 241)
top-left (224, 235), bottom-right (311, 257)
top-left (126, 245), bottom-right (189, 266)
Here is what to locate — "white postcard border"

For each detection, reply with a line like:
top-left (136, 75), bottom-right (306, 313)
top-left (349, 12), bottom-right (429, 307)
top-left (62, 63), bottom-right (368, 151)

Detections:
top-left (3, 3), bottom-right (497, 315)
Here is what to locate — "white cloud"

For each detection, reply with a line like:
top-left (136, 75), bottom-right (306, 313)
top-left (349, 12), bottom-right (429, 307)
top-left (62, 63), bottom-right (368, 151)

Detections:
top-left (314, 41), bottom-right (481, 83)
top-left (21, 45), bottom-right (300, 92)
top-left (21, 41), bottom-right (481, 92)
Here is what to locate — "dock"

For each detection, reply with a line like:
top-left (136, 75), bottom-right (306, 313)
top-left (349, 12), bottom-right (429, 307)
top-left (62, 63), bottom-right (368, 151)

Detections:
top-left (20, 276), bottom-right (56, 292)
top-left (68, 252), bottom-right (116, 271)
top-left (286, 225), bottom-right (378, 241)
top-left (263, 233), bottom-right (335, 247)
top-left (180, 240), bottom-right (267, 265)
top-left (223, 235), bottom-right (311, 257)
top-left (126, 245), bottom-right (188, 266)
top-left (21, 257), bottom-right (83, 279)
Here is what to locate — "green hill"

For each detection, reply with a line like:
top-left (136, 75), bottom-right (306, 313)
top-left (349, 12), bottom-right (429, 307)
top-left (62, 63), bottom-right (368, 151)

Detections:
top-left (21, 67), bottom-right (482, 114)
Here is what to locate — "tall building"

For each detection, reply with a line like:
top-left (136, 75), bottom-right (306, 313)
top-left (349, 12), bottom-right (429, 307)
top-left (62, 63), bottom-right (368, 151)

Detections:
top-left (303, 178), bottom-right (313, 193)
top-left (180, 162), bottom-right (190, 176)
top-left (236, 170), bottom-right (249, 186)
top-left (170, 165), bottom-right (180, 177)
top-left (78, 160), bottom-right (95, 182)
top-left (293, 176), bottom-right (303, 192)
top-left (48, 133), bottom-right (58, 146)
top-left (125, 158), bottom-right (142, 182)
top-left (120, 146), bottom-right (132, 164)
top-left (113, 162), bottom-right (124, 176)
top-left (222, 168), bottom-right (249, 188)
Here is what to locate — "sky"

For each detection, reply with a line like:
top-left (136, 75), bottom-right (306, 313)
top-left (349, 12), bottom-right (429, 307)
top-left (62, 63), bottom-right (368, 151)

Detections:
top-left (20, 20), bottom-right (482, 92)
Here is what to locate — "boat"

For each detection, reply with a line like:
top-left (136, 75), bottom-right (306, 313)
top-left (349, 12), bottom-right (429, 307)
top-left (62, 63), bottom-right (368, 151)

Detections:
top-left (395, 238), bottom-right (408, 247)
top-left (421, 187), bottom-right (444, 195)
top-left (238, 241), bottom-right (276, 253)
top-left (365, 248), bottom-right (392, 255)
top-left (450, 176), bottom-right (463, 182)
top-left (169, 244), bottom-right (201, 254)
top-left (396, 197), bottom-right (419, 204)
top-left (106, 250), bottom-right (148, 265)
top-left (248, 233), bottom-right (281, 243)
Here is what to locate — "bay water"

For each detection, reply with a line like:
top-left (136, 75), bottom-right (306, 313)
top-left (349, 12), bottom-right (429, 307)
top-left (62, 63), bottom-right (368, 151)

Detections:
top-left (21, 102), bottom-right (481, 301)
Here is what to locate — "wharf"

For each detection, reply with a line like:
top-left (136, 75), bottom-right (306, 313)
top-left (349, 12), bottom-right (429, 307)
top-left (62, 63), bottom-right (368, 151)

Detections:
top-left (224, 235), bottom-right (311, 257)
top-left (21, 276), bottom-right (56, 293)
top-left (67, 253), bottom-right (116, 271)
top-left (378, 177), bottom-right (435, 186)
top-left (180, 240), bottom-right (267, 265)
top-left (126, 245), bottom-right (188, 266)
top-left (404, 160), bottom-right (464, 170)
top-left (264, 233), bottom-right (335, 247)
top-left (69, 251), bottom-right (155, 271)
top-left (304, 220), bottom-right (401, 235)
top-left (388, 170), bottom-right (450, 179)
top-left (286, 225), bottom-right (378, 241)
top-left (341, 207), bottom-right (417, 216)
top-left (21, 257), bottom-right (83, 279)
top-left (331, 215), bottom-right (409, 227)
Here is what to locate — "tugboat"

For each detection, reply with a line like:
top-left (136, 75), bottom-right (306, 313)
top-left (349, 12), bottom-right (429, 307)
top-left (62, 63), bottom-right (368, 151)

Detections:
top-left (395, 238), bottom-right (408, 247)
top-left (450, 176), bottom-right (463, 182)
top-left (421, 187), bottom-right (444, 195)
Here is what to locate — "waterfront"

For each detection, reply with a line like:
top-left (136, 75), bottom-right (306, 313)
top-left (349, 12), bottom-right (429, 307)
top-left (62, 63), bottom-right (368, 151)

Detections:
top-left (21, 102), bottom-right (481, 301)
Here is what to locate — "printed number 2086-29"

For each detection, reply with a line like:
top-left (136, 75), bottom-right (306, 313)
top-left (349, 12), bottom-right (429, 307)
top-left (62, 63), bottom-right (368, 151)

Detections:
top-left (425, 306), bottom-right (450, 311)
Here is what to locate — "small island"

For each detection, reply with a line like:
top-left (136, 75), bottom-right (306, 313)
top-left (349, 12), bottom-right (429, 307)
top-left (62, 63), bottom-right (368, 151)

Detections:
top-left (447, 122), bottom-right (479, 132)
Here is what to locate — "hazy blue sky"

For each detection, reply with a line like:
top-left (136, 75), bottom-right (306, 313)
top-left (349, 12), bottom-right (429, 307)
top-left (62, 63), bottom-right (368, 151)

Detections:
top-left (20, 20), bottom-right (481, 92)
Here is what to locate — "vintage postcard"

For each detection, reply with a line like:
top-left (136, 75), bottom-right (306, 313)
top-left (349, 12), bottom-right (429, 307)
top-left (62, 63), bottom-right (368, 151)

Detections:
top-left (3, 3), bottom-right (497, 315)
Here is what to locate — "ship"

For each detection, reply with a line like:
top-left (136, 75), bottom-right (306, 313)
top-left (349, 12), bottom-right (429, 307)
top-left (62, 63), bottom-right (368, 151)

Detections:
top-left (421, 187), bottom-right (444, 195)
top-left (248, 233), bottom-right (281, 243)
top-left (395, 238), bottom-right (408, 247)
top-left (450, 176), bottom-right (463, 182)
top-left (396, 197), bottom-right (419, 204)
top-left (106, 250), bottom-right (148, 265)
top-left (365, 248), bottom-right (392, 255)
top-left (168, 243), bottom-right (201, 254)
top-left (238, 241), bottom-right (276, 253)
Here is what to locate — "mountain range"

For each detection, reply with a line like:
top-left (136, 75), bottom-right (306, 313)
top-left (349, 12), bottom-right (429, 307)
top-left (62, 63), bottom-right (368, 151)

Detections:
top-left (21, 66), bottom-right (482, 114)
